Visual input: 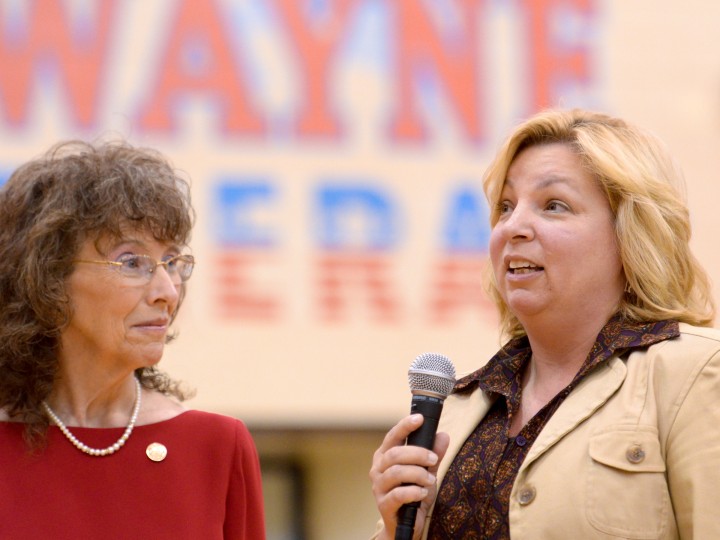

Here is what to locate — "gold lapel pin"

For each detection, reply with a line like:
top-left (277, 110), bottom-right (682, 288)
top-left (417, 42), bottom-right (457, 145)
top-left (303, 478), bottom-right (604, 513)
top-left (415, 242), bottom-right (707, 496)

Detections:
top-left (146, 442), bottom-right (168, 462)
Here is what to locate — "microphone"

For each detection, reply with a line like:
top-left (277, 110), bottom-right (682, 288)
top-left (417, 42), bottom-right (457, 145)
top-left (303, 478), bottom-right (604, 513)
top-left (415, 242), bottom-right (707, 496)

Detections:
top-left (395, 353), bottom-right (456, 540)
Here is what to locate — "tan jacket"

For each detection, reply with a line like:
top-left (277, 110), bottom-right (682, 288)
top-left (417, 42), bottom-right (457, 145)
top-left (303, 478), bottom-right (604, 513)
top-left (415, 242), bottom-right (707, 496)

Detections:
top-left (373, 323), bottom-right (720, 539)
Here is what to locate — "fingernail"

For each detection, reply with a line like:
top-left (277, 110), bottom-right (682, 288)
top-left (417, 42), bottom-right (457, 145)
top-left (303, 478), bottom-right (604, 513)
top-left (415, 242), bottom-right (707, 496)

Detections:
top-left (428, 452), bottom-right (438, 465)
top-left (410, 414), bottom-right (422, 424)
top-left (427, 474), bottom-right (436, 485)
top-left (420, 488), bottom-right (429, 498)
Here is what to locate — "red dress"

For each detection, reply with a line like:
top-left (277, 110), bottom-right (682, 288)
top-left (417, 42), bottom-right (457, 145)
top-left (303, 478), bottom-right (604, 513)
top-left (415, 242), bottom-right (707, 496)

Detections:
top-left (0, 410), bottom-right (266, 539)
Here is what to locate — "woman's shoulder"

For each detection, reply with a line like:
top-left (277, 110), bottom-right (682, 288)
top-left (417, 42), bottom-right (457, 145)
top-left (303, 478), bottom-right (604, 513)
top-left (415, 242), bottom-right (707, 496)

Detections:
top-left (177, 409), bottom-right (248, 428)
top-left (163, 411), bottom-right (257, 459)
top-left (156, 409), bottom-right (252, 440)
top-left (635, 323), bottom-right (720, 379)
top-left (665, 323), bottom-right (720, 358)
top-left (676, 322), bottom-right (720, 342)
top-left (132, 409), bottom-right (253, 457)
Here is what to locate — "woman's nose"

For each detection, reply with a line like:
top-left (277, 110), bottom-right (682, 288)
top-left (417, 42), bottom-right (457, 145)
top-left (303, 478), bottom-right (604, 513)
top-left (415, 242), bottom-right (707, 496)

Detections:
top-left (147, 265), bottom-right (181, 305)
top-left (503, 204), bottom-right (535, 241)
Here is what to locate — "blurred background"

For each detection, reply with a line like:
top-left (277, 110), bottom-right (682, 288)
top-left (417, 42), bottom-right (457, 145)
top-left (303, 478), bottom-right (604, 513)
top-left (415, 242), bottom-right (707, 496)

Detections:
top-left (1, 1), bottom-right (719, 538)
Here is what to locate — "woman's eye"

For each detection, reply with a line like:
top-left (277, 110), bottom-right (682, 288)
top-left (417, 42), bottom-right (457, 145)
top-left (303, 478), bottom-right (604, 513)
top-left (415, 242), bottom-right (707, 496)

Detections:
top-left (162, 253), bottom-right (180, 266)
top-left (498, 201), bottom-right (513, 214)
top-left (546, 200), bottom-right (567, 212)
top-left (118, 255), bottom-right (141, 269)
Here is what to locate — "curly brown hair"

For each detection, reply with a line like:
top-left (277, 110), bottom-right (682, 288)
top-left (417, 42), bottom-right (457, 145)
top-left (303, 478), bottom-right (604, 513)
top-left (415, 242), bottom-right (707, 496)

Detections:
top-left (0, 139), bottom-right (196, 445)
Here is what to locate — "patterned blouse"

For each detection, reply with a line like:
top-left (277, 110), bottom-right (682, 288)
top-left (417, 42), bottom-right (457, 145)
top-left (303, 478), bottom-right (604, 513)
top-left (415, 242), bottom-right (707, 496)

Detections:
top-left (427, 316), bottom-right (679, 539)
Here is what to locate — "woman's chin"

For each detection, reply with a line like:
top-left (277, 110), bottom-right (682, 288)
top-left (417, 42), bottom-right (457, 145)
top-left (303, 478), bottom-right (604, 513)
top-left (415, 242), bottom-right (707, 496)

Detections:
top-left (131, 344), bottom-right (166, 370)
top-left (505, 293), bottom-right (548, 319)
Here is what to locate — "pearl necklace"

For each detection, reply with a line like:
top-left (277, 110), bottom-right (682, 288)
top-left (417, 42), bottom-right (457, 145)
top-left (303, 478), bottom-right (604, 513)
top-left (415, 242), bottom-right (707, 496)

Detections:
top-left (42, 378), bottom-right (142, 457)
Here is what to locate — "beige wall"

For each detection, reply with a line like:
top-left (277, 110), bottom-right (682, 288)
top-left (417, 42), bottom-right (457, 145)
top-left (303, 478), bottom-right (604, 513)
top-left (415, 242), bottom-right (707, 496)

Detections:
top-left (161, 0), bottom-right (720, 429)
top-left (255, 431), bottom-right (383, 539)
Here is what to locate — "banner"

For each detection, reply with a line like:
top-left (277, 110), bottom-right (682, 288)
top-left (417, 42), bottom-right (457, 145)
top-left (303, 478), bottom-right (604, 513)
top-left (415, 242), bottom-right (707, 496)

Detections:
top-left (2, 0), bottom-right (718, 427)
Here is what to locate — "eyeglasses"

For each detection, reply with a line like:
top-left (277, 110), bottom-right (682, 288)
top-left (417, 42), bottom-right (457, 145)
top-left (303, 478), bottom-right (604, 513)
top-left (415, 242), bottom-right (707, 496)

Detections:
top-left (74, 254), bottom-right (195, 284)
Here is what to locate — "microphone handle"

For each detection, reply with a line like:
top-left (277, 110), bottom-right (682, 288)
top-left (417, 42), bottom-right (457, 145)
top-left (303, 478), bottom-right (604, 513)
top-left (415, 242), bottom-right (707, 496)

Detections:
top-left (395, 394), bottom-right (444, 540)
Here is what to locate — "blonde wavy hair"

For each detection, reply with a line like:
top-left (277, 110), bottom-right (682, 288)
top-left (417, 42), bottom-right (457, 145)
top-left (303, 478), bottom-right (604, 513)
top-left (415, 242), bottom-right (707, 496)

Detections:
top-left (483, 109), bottom-right (715, 338)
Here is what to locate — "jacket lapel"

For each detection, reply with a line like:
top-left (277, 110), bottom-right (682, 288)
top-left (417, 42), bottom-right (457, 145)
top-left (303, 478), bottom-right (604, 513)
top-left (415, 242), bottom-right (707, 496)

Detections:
top-left (522, 356), bottom-right (627, 468)
top-left (436, 389), bottom-right (495, 483)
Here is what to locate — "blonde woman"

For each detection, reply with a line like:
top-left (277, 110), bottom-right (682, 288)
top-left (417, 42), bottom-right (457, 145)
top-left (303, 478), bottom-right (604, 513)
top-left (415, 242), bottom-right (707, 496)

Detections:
top-left (370, 109), bottom-right (718, 539)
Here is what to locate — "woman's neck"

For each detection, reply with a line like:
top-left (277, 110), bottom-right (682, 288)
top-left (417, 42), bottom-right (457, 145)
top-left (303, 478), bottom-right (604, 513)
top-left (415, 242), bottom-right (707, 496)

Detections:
top-left (521, 311), bottom-right (613, 390)
top-left (46, 368), bottom-right (139, 428)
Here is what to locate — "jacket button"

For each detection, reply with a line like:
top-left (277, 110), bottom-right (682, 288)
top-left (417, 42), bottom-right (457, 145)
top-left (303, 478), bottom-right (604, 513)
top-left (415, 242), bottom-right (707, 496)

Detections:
top-left (626, 445), bottom-right (646, 464)
top-left (518, 485), bottom-right (536, 505)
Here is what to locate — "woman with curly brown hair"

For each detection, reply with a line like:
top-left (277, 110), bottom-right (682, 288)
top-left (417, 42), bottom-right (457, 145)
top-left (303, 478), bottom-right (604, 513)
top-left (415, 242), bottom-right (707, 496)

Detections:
top-left (0, 140), bottom-right (265, 539)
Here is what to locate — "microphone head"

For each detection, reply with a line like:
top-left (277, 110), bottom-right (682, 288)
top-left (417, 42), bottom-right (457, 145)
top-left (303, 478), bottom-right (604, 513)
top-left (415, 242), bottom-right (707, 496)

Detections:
top-left (408, 352), bottom-right (456, 399)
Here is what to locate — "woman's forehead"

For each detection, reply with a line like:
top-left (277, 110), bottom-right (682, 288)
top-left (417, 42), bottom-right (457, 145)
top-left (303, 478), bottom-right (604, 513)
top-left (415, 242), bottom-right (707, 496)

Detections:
top-left (86, 226), bottom-right (183, 253)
